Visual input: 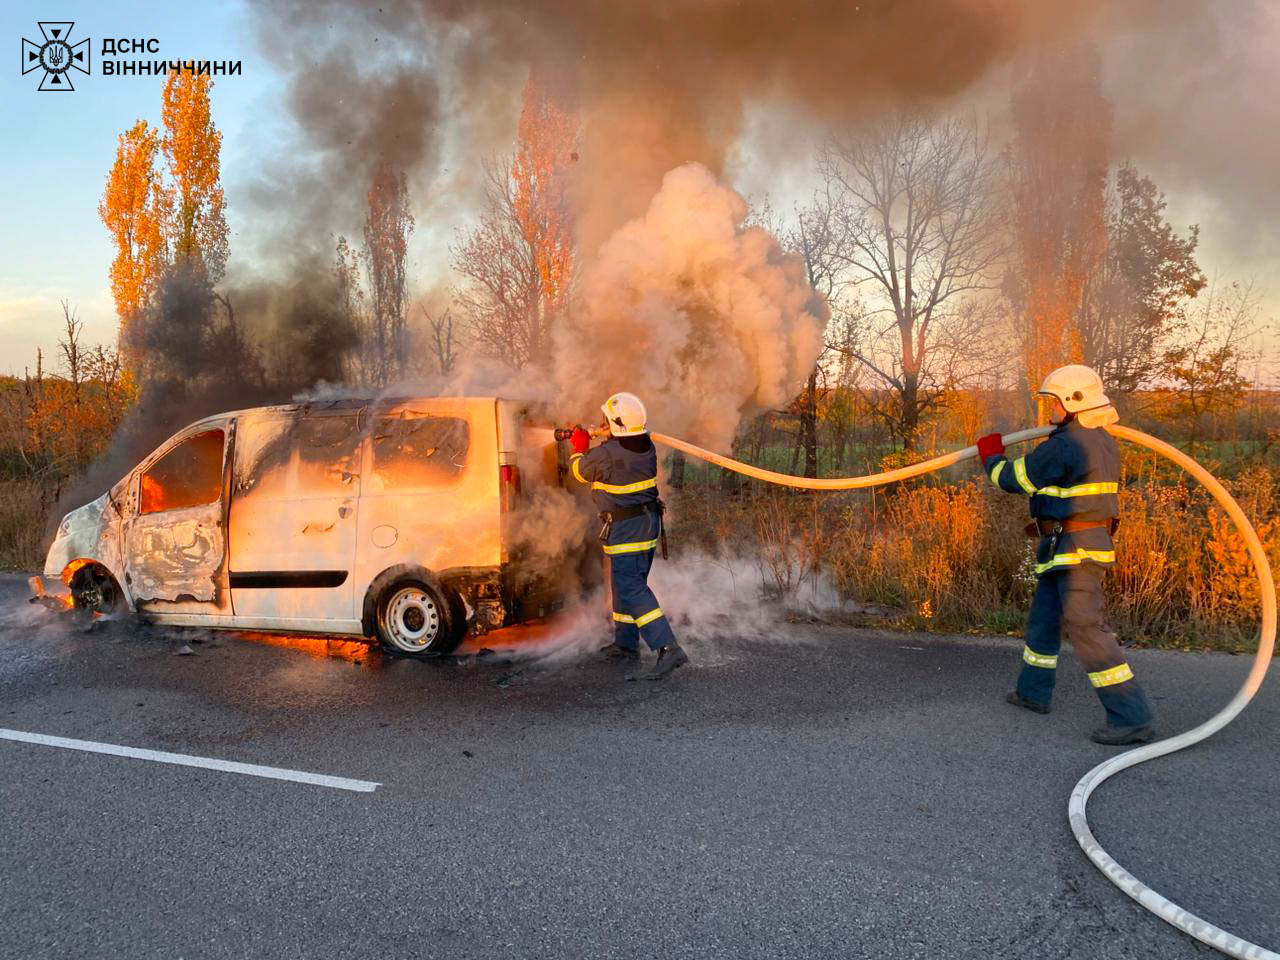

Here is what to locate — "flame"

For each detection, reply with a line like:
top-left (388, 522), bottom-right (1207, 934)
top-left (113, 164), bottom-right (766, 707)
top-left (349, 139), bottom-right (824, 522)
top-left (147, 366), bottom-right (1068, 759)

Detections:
top-left (455, 617), bottom-right (569, 655)
top-left (231, 631), bottom-right (384, 666)
top-left (228, 616), bottom-right (569, 665)
top-left (62, 557), bottom-right (92, 586)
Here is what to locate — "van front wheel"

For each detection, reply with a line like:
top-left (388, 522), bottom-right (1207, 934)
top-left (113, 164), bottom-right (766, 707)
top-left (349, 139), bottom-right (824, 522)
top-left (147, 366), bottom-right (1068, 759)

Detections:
top-left (376, 580), bottom-right (457, 656)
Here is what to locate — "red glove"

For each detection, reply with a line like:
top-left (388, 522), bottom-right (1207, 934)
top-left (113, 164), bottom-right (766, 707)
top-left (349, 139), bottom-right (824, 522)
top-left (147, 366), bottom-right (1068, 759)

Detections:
top-left (976, 432), bottom-right (1005, 461)
top-left (569, 426), bottom-right (591, 455)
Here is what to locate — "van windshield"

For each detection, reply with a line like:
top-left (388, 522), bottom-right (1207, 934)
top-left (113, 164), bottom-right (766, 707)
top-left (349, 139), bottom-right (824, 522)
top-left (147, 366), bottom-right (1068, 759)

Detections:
top-left (371, 415), bottom-right (469, 488)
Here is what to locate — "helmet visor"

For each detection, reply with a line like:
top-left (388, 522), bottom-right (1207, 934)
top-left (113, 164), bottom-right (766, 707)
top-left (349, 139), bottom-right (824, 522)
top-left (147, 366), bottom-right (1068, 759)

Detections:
top-left (1036, 392), bottom-right (1062, 424)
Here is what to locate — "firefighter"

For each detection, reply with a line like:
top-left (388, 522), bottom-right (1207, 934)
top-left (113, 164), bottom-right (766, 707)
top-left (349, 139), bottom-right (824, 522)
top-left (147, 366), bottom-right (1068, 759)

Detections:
top-left (568, 392), bottom-right (689, 680)
top-left (977, 364), bottom-right (1156, 745)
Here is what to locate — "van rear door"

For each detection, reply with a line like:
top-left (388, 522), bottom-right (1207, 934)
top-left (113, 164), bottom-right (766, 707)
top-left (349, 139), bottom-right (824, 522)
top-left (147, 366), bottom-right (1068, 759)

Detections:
top-left (227, 409), bottom-right (363, 625)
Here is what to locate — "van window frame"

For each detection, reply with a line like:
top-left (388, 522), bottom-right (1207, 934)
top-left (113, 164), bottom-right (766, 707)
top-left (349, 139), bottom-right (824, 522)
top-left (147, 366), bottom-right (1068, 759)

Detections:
top-left (232, 409), bottom-right (366, 502)
top-left (134, 425), bottom-right (228, 517)
top-left (367, 412), bottom-right (472, 491)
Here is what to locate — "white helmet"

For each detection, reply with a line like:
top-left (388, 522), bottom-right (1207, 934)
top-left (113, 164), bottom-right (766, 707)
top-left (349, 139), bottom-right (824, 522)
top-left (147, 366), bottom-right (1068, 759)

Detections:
top-left (601, 392), bottom-right (648, 436)
top-left (1038, 364), bottom-right (1110, 414)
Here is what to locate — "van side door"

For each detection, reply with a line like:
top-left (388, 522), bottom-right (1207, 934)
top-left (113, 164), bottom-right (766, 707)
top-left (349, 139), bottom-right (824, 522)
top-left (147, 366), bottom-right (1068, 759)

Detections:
top-left (123, 424), bottom-right (231, 614)
top-left (227, 410), bottom-right (363, 626)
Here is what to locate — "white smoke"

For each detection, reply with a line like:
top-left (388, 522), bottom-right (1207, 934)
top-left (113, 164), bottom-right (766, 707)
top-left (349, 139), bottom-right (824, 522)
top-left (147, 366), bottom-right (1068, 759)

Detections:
top-left (553, 162), bottom-right (828, 450)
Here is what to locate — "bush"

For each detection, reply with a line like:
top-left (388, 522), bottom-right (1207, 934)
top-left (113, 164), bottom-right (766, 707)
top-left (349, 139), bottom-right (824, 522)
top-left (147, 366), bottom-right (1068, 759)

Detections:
top-left (671, 458), bottom-right (1280, 652)
top-left (0, 477), bottom-right (53, 571)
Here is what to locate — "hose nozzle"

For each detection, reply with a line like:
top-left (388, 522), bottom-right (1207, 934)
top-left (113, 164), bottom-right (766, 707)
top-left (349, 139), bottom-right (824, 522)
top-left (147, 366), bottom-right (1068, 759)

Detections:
top-left (554, 424), bottom-right (611, 442)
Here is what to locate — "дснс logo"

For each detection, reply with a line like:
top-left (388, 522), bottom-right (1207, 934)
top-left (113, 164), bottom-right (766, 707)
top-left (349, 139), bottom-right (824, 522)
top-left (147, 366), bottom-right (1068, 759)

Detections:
top-left (21, 21), bottom-right (90, 91)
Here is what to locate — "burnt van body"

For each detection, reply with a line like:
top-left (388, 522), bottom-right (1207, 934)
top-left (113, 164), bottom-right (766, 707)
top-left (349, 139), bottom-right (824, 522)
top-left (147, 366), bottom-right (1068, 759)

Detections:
top-left (40, 397), bottom-right (578, 655)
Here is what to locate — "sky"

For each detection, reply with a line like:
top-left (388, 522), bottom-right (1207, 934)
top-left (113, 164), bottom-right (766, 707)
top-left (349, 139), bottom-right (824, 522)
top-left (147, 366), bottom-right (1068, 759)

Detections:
top-left (0, 1), bottom-right (1276, 381)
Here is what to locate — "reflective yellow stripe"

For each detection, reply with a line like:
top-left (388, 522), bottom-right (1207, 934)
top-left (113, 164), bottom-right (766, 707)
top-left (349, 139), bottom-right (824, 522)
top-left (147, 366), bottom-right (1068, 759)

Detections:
top-left (612, 612), bottom-right (635, 624)
top-left (635, 607), bottom-right (664, 628)
top-left (1089, 663), bottom-right (1134, 688)
top-left (570, 454), bottom-right (587, 484)
top-left (592, 476), bottom-right (657, 495)
top-left (1023, 646), bottom-right (1058, 669)
top-left (602, 538), bottom-right (660, 556)
top-left (1033, 549), bottom-right (1116, 575)
top-left (989, 460), bottom-right (1006, 486)
top-left (1036, 482), bottom-right (1119, 498)
top-left (1012, 457), bottom-right (1038, 495)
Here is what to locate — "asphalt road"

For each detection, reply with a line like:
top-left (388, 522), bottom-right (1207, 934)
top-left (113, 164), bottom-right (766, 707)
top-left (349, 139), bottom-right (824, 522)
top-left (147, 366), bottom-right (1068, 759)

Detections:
top-left (1, 575), bottom-right (1276, 960)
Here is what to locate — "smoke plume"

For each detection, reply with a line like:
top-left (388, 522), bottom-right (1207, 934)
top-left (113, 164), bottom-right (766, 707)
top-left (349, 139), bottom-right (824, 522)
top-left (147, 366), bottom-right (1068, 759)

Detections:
top-left (1097, 0), bottom-right (1280, 263)
top-left (252, 0), bottom-right (1102, 250)
top-left (555, 163), bottom-right (828, 449)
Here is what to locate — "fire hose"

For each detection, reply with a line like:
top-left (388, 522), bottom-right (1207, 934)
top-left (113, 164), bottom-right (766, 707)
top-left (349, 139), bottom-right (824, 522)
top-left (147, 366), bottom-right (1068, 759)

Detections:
top-left (650, 425), bottom-right (1277, 960)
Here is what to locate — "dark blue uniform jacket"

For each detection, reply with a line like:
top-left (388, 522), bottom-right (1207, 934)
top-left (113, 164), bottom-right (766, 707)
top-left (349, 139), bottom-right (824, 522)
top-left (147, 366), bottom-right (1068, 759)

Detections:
top-left (983, 418), bottom-right (1120, 576)
top-left (570, 437), bottom-right (662, 554)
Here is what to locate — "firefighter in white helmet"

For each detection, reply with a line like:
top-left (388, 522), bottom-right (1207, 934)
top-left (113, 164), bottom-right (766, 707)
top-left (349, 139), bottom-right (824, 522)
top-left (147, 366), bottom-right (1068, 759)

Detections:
top-left (566, 392), bottom-right (689, 680)
top-left (976, 364), bottom-right (1156, 744)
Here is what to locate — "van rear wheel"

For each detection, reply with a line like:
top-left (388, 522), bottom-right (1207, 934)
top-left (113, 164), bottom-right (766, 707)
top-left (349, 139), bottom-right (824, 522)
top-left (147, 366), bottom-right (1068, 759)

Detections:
top-left (376, 580), bottom-right (457, 656)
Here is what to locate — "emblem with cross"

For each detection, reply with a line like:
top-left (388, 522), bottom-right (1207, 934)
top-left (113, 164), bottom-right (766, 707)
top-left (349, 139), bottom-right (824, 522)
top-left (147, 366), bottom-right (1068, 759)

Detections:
top-left (22, 21), bottom-right (90, 91)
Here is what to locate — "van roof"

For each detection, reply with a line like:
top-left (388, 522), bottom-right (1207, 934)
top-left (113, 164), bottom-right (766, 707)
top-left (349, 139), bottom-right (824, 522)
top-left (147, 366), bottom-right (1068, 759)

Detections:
top-left (185, 396), bottom-right (503, 429)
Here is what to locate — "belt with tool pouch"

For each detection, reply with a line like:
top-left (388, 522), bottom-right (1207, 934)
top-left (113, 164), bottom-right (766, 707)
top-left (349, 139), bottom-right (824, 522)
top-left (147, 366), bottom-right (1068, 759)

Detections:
top-left (1025, 517), bottom-right (1120, 538)
top-left (599, 498), bottom-right (668, 560)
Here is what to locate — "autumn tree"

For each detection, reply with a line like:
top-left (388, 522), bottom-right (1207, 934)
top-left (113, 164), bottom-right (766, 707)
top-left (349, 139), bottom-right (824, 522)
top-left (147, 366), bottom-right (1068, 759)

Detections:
top-left (0, 304), bottom-right (129, 509)
top-left (161, 69), bottom-right (229, 282)
top-left (454, 73), bottom-right (578, 369)
top-left (99, 120), bottom-right (168, 368)
top-left (363, 162), bottom-right (414, 385)
top-left (1078, 163), bottom-right (1206, 394)
top-left (1005, 44), bottom-right (1111, 406)
top-left (512, 72), bottom-right (576, 326)
top-left (820, 109), bottom-right (1002, 451)
top-left (101, 69), bottom-right (232, 382)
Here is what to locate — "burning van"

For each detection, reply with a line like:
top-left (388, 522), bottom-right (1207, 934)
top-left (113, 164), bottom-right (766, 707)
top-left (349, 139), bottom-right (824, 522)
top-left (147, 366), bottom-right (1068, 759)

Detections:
top-left (37, 397), bottom-right (583, 655)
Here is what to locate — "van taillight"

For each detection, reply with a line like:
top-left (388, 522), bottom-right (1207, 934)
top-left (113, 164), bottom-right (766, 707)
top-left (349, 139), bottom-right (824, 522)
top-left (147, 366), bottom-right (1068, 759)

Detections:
top-left (499, 464), bottom-right (521, 513)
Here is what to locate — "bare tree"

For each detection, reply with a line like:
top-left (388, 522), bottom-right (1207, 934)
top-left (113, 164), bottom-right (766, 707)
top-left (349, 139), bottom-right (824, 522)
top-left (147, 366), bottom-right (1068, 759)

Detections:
top-left (786, 186), bottom-right (849, 476)
top-left (453, 158), bottom-right (545, 368)
top-left (1159, 279), bottom-right (1263, 455)
top-left (453, 75), bottom-right (577, 371)
top-left (58, 301), bottom-right (85, 395)
top-left (820, 109), bottom-right (1003, 450)
top-left (423, 304), bottom-right (457, 377)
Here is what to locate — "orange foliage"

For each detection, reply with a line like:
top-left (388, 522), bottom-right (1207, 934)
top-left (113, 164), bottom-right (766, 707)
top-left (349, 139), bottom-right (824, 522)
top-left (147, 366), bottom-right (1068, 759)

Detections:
top-left (1009, 45), bottom-right (1109, 404)
top-left (161, 69), bottom-right (228, 281)
top-left (98, 120), bottom-right (168, 361)
top-left (512, 71), bottom-right (577, 313)
top-left (100, 70), bottom-right (228, 373)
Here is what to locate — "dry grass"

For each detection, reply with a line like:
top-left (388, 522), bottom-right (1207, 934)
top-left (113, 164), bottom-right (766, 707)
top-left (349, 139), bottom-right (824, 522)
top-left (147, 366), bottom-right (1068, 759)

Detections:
top-left (0, 478), bottom-right (54, 571)
top-left (672, 457), bottom-right (1280, 652)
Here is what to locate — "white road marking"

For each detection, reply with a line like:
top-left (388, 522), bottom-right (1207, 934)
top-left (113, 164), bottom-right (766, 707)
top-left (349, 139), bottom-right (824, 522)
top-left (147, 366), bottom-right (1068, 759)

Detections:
top-left (0, 728), bottom-right (380, 793)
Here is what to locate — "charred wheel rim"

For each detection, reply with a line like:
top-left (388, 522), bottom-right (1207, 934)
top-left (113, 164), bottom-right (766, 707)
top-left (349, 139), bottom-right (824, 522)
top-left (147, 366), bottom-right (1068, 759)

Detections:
top-left (71, 567), bottom-right (120, 615)
top-left (381, 586), bottom-right (441, 652)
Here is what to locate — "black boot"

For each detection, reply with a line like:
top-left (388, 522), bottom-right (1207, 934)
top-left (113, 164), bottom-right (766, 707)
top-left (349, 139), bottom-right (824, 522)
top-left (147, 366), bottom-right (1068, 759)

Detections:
top-left (1006, 691), bottom-right (1050, 715)
top-left (1091, 723), bottom-right (1156, 745)
top-left (625, 643), bottom-right (689, 681)
top-left (600, 642), bottom-right (639, 661)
